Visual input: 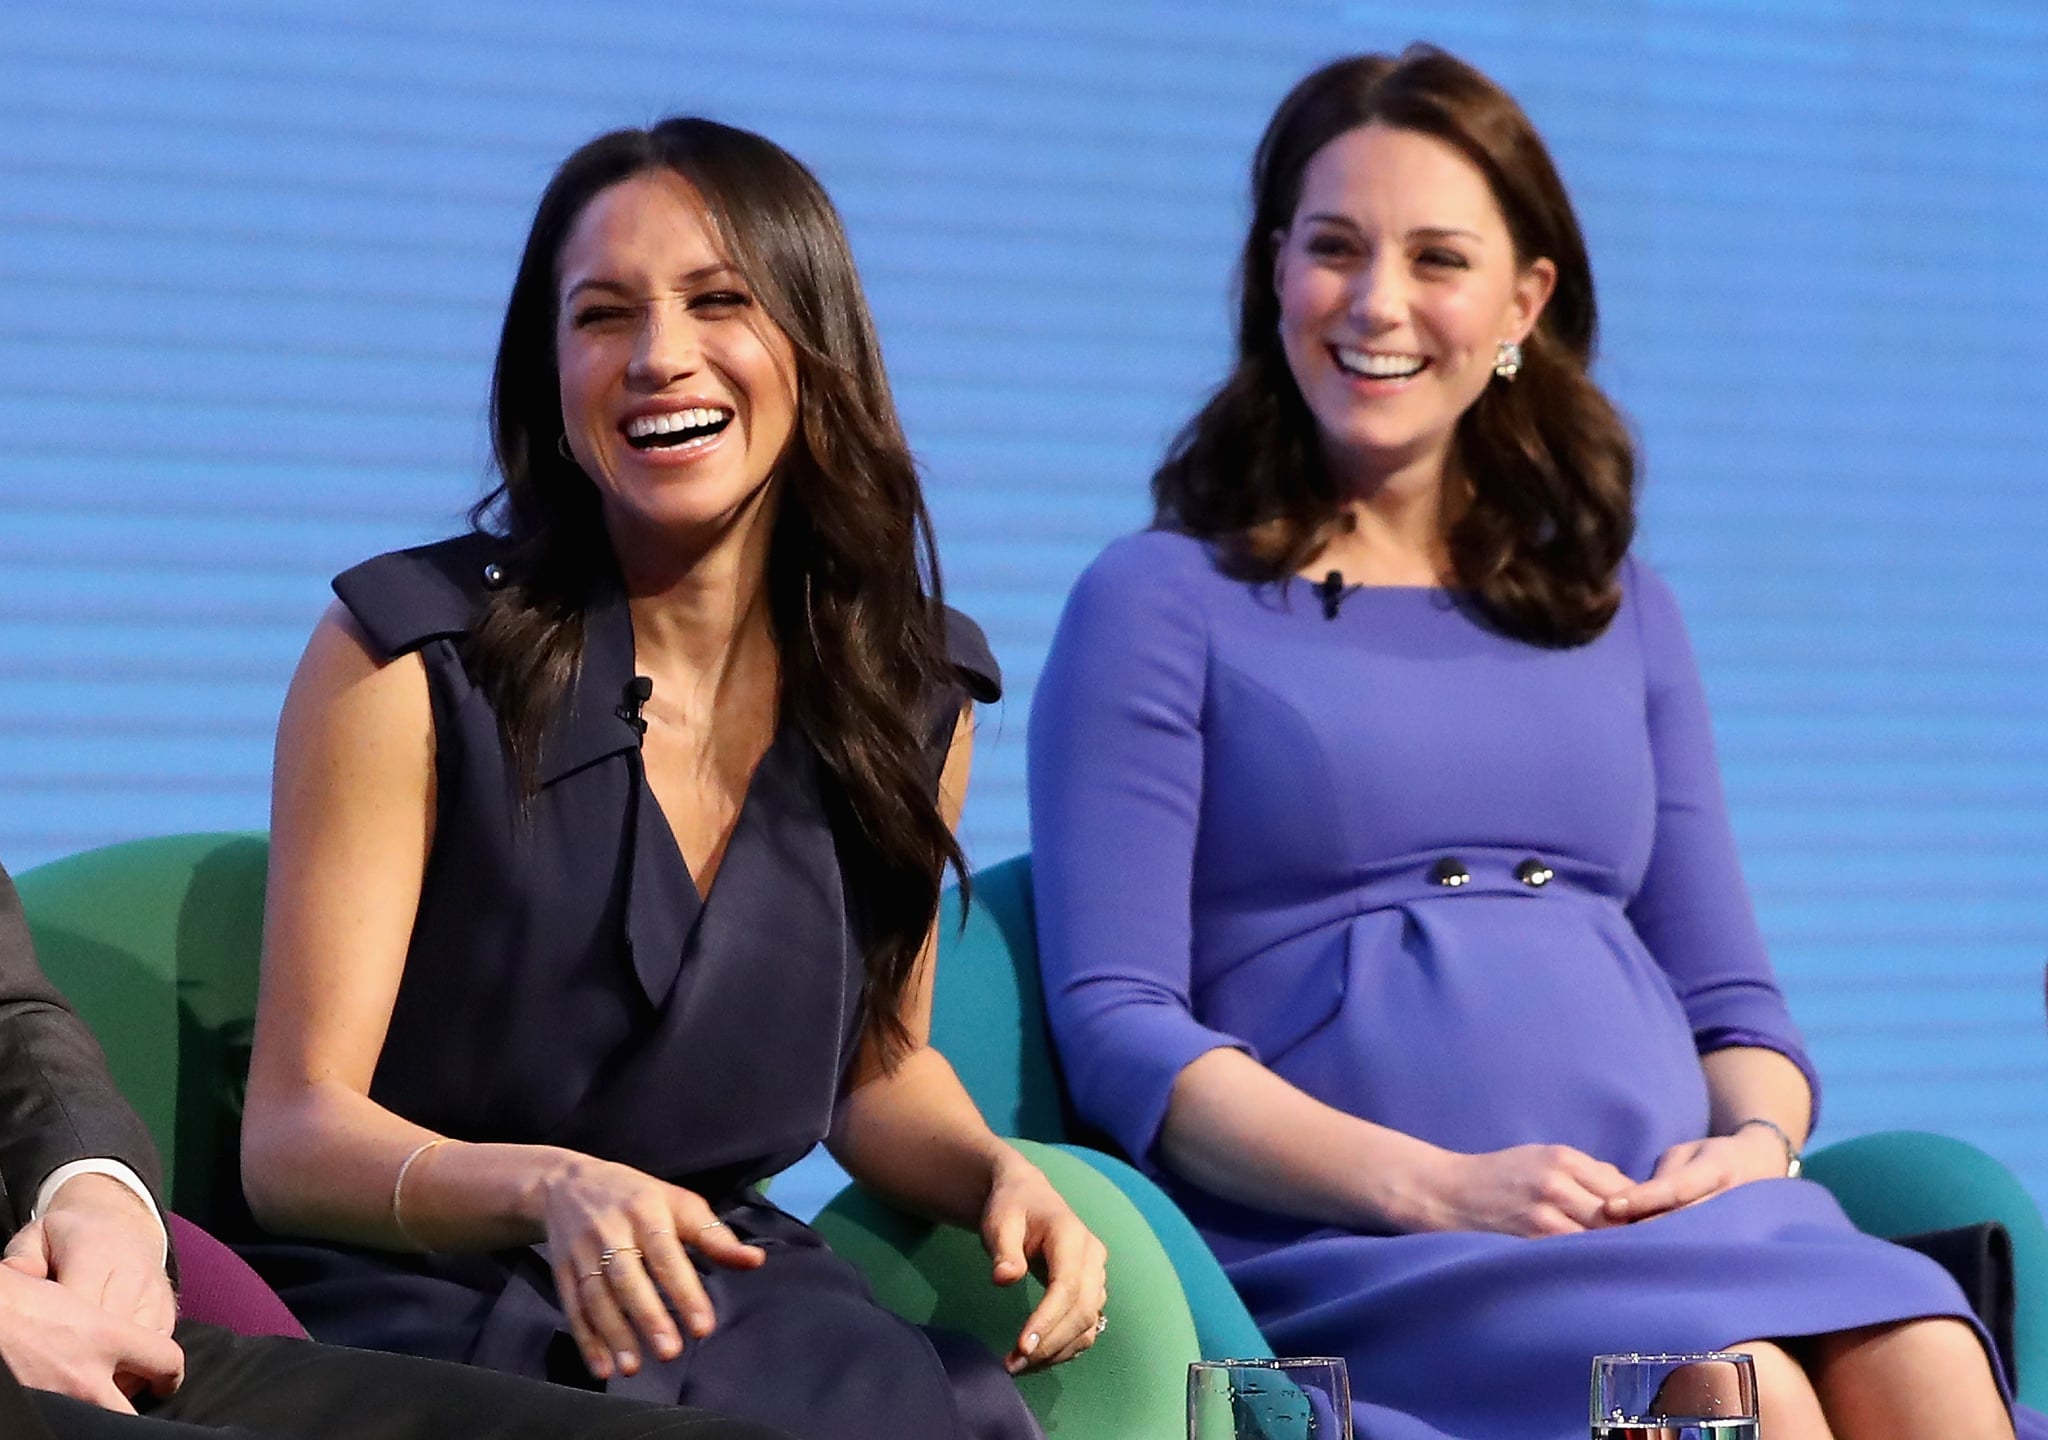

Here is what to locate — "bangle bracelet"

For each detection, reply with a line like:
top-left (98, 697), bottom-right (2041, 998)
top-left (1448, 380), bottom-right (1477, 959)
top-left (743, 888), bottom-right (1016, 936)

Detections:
top-left (392, 1137), bottom-right (452, 1251)
top-left (1732, 1117), bottom-right (1803, 1178)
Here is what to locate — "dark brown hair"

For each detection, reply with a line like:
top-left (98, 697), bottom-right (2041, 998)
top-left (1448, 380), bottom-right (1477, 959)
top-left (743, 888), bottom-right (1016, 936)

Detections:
top-left (470, 117), bottom-right (960, 1064)
top-left (1153, 45), bottom-right (1635, 644)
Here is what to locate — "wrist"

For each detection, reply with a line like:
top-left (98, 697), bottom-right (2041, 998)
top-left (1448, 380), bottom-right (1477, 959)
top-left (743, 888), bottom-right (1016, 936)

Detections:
top-left (516, 1146), bottom-right (576, 1225)
top-left (1369, 1138), bottom-right (1462, 1234)
top-left (45, 1169), bottom-right (166, 1254)
top-left (1730, 1118), bottom-right (1802, 1178)
top-left (985, 1143), bottom-right (1044, 1199)
top-left (47, 1170), bottom-right (154, 1217)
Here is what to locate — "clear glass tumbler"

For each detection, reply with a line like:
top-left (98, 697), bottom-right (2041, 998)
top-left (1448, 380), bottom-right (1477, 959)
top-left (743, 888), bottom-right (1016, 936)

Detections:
top-left (1590, 1352), bottom-right (1759, 1440)
top-left (1188, 1356), bottom-right (1352, 1440)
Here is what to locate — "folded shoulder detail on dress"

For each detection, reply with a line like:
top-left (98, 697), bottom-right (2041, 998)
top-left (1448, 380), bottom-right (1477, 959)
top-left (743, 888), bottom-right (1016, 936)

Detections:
top-left (332, 533), bottom-right (502, 662)
top-left (943, 605), bottom-right (1002, 704)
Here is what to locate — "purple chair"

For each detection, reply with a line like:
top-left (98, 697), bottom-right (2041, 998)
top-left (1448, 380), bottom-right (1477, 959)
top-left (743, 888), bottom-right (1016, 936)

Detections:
top-left (168, 1212), bottom-right (306, 1339)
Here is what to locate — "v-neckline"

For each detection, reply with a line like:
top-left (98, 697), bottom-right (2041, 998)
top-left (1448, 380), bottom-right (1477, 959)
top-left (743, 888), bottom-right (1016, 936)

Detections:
top-left (637, 721), bottom-right (789, 911)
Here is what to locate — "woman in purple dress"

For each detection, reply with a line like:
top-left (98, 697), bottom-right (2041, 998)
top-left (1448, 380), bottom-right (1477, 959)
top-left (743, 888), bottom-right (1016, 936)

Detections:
top-left (1029, 47), bottom-right (2019, 1440)
top-left (237, 118), bottom-right (1105, 1440)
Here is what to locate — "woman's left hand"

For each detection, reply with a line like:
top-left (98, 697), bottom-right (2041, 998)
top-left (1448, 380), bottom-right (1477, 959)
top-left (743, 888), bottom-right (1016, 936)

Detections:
top-left (980, 1150), bottom-right (1109, 1375)
top-left (1602, 1128), bottom-right (1792, 1224)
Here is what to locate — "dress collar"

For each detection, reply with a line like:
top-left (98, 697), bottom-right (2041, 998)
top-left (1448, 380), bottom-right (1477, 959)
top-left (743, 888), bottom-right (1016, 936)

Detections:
top-left (536, 566), bottom-right (646, 787)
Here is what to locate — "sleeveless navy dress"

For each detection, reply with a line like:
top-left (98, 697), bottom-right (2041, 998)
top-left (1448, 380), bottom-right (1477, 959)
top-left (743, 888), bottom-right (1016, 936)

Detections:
top-left (245, 534), bottom-right (1038, 1440)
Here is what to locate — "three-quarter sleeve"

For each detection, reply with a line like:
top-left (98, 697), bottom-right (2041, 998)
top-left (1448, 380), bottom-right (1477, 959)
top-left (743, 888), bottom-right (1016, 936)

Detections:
top-left (1624, 562), bottom-right (1822, 1120)
top-left (1028, 534), bottom-right (1249, 1165)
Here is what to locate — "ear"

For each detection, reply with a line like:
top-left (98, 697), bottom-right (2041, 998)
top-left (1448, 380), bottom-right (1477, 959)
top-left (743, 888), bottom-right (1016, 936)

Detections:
top-left (1505, 255), bottom-right (1557, 343)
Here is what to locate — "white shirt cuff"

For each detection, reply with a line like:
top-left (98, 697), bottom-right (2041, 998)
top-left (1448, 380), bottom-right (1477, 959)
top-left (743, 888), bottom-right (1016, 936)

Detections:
top-left (33, 1159), bottom-right (171, 1265)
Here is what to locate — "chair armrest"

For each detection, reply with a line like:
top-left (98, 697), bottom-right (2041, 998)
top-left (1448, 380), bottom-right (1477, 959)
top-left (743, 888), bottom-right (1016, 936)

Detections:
top-left (1046, 1144), bottom-right (1269, 1362)
top-left (812, 1137), bottom-right (1198, 1439)
top-left (1805, 1129), bottom-right (2048, 1406)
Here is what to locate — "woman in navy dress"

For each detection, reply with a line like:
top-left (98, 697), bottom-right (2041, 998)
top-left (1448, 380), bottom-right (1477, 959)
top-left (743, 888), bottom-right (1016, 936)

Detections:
top-left (238, 118), bottom-right (1105, 1440)
top-left (1028, 47), bottom-right (2021, 1440)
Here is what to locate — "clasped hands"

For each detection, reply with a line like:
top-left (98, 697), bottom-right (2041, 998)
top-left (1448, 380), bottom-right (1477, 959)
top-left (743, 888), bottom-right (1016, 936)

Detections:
top-left (540, 1149), bottom-right (1106, 1383)
top-left (0, 1171), bottom-right (183, 1413)
top-left (1431, 1128), bottom-right (1793, 1238)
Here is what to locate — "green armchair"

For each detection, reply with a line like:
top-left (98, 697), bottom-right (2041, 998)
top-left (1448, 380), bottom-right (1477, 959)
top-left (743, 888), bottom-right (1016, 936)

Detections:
top-left (18, 834), bottom-right (1204, 1438)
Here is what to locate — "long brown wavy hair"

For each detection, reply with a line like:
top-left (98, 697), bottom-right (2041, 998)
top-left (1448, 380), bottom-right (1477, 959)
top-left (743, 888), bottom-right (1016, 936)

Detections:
top-left (1153, 46), bottom-right (1636, 645)
top-left (469, 117), bottom-right (961, 1064)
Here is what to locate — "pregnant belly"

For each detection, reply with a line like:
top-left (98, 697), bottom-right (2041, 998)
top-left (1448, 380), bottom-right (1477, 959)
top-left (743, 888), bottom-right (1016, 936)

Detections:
top-left (1220, 895), bottom-right (1710, 1179)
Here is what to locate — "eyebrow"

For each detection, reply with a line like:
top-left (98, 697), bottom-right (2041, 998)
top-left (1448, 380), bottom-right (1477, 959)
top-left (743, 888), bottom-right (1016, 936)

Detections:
top-left (561, 262), bottom-right (742, 304)
top-left (1299, 213), bottom-right (1485, 243)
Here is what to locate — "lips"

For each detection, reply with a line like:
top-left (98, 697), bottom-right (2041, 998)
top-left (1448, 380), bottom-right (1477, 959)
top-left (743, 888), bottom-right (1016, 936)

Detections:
top-left (1332, 345), bottom-right (1429, 381)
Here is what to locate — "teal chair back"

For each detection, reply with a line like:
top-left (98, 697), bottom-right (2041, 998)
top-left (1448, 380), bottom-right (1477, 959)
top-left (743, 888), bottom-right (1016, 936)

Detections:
top-left (1805, 1130), bottom-right (2048, 1406)
top-left (932, 853), bottom-right (1270, 1362)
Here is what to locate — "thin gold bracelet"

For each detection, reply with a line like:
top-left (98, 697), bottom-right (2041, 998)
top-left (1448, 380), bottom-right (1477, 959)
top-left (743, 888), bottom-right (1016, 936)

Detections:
top-left (391, 1136), bottom-right (452, 1251)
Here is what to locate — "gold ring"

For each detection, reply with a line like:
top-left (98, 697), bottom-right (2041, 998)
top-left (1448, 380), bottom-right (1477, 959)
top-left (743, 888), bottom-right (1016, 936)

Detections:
top-left (598, 1245), bottom-right (642, 1272)
top-left (698, 1219), bottom-right (731, 1234)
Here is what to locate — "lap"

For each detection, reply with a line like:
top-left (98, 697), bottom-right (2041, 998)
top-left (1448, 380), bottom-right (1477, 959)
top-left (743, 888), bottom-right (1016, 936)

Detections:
top-left (127, 1323), bottom-right (785, 1440)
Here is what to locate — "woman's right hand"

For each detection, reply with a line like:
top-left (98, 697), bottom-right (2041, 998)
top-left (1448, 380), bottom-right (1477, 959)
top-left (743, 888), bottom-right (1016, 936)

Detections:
top-left (1419, 1143), bottom-right (1634, 1237)
top-left (536, 1154), bottom-right (767, 1381)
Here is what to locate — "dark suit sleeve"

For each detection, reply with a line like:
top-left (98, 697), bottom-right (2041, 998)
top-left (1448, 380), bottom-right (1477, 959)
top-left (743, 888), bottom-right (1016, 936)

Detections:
top-left (0, 862), bottom-right (166, 1233)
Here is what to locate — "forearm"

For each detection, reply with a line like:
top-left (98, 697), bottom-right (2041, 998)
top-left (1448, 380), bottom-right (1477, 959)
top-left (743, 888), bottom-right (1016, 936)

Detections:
top-left (0, 997), bottom-right (166, 1230)
top-left (1700, 1045), bottom-right (1811, 1145)
top-left (1160, 1047), bottom-right (1454, 1233)
top-left (0, 866), bottom-right (165, 1220)
top-left (240, 1079), bottom-right (570, 1252)
top-left (826, 1045), bottom-right (1015, 1230)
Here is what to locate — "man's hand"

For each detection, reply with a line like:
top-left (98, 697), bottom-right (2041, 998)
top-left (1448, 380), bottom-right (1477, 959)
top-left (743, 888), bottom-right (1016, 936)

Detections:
top-left (0, 1262), bottom-right (184, 1412)
top-left (4, 1172), bottom-right (177, 1334)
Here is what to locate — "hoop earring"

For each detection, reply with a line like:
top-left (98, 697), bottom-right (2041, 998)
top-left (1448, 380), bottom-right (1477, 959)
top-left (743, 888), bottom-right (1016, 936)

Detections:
top-left (1493, 340), bottom-right (1523, 381)
top-left (556, 434), bottom-right (575, 462)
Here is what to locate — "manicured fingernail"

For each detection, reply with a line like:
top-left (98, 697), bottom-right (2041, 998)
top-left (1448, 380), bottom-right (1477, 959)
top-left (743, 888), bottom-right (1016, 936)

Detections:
top-left (656, 1332), bottom-right (681, 1359)
top-left (1023, 1331), bottom-right (1041, 1355)
top-left (1006, 1355), bottom-right (1026, 1374)
top-left (616, 1350), bottom-right (638, 1374)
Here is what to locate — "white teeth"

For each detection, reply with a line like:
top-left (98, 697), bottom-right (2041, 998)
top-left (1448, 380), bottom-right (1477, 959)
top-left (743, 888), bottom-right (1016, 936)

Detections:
top-left (625, 406), bottom-right (732, 439)
top-left (1334, 347), bottom-right (1427, 379)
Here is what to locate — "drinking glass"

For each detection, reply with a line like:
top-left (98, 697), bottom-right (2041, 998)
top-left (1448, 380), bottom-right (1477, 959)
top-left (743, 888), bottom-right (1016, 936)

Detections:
top-left (1188, 1357), bottom-right (1352, 1440)
top-left (1590, 1352), bottom-right (1759, 1440)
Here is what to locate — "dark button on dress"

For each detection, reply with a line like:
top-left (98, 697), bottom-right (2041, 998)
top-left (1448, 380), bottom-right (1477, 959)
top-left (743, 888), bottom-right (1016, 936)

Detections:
top-left (242, 534), bottom-right (1034, 1440)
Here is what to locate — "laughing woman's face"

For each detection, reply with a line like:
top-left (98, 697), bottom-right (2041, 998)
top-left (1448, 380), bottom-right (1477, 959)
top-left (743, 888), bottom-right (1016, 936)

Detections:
top-left (554, 168), bottom-right (799, 552)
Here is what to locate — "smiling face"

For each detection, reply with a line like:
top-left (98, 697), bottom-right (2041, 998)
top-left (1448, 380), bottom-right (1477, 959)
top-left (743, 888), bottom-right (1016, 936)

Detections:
top-left (1272, 122), bottom-right (1555, 489)
top-left (554, 168), bottom-right (799, 557)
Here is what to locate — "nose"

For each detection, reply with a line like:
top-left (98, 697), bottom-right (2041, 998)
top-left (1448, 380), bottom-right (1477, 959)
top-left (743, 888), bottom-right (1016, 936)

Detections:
top-left (1347, 256), bottom-right (1402, 331)
top-left (626, 301), bottom-right (699, 390)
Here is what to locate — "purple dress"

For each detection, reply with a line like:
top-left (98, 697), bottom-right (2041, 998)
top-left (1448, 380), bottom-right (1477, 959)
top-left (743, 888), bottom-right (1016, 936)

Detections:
top-left (1028, 530), bottom-right (2007, 1440)
top-left (242, 535), bottom-right (1038, 1440)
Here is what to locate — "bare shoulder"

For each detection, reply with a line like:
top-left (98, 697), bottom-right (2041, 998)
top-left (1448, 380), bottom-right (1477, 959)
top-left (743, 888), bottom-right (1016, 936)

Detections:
top-left (279, 602), bottom-right (432, 763)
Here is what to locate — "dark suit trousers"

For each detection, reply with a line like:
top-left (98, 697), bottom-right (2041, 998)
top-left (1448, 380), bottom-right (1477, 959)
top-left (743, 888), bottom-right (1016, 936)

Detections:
top-left (3, 1322), bottom-right (789, 1440)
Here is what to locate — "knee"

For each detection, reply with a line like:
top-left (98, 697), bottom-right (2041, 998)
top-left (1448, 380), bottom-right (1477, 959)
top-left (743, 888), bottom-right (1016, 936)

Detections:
top-left (1891, 1316), bottom-right (1997, 1371)
top-left (1736, 1340), bottom-right (1832, 1440)
top-left (1814, 1314), bottom-right (1996, 1378)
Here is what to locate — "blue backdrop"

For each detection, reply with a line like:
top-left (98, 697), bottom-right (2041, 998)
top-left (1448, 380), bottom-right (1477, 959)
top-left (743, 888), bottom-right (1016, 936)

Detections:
top-left (3, 0), bottom-right (2044, 1207)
